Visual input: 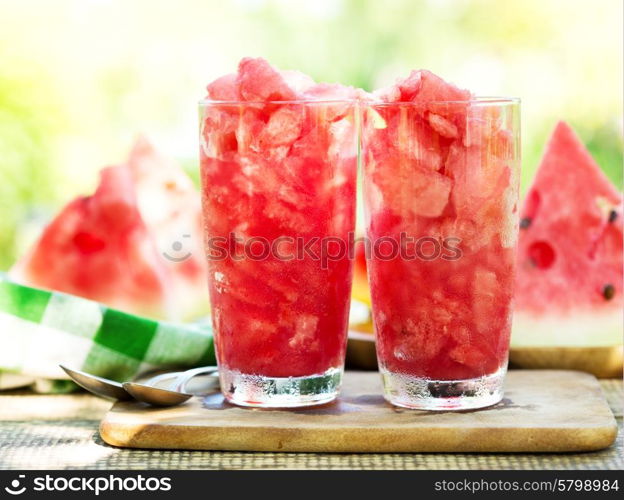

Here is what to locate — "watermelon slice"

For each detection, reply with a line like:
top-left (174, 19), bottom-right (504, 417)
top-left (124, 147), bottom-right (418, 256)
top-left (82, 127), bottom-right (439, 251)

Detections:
top-left (126, 137), bottom-right (208, 320)
top-left (10, 166), bottom-right (173, 319)
top-left (11, 138), bottom-right (209, 321)
top-left (512, 121), bottom-right (623, 349)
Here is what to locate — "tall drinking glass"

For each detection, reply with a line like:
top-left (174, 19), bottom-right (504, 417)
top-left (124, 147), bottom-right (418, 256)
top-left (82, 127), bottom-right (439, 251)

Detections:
top-left (199, 100), bottom-right (357, 407)
top-left (361, 98), bottom-right (520, 410)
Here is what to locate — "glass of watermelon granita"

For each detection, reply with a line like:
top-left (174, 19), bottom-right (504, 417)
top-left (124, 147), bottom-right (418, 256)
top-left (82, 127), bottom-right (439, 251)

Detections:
top-left (361, 70), bottom-right (520, 410)
top-left (198, 58), bottom-right (358, 407)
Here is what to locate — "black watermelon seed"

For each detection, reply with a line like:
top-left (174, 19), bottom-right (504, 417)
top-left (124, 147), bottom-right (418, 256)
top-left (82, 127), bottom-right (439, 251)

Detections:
top-left (520, 217), bottom-right (532, 229)
top-left (603, 284), bottom-right (615, 301)
top-left (608, 210), bottom-right (618, 223)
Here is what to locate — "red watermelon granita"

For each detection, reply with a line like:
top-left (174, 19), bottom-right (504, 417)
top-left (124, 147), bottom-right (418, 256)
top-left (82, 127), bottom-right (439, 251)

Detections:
top-left (10, 166), bottom-right (172, 319)
top-left (361, 71), bottom-right (520, 410)
top-left (199, 58), bottom-right (358, 407)
top-left (512, 122), bottom-right (623, 372)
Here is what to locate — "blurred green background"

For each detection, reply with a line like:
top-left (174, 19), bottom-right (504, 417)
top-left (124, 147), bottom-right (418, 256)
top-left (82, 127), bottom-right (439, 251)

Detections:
top-left (0, 0), bottom-right (622, 269)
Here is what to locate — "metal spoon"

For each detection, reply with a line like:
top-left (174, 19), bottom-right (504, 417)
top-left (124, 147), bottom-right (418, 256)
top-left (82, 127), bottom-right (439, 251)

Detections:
top-left (60, 364), bottom-right (219, 407)
top-left (60, 364), bottom-right (133, 401)
top-left (122, 379), bottom-right (191, 406)
top-left (122, 366), bottom-right (220, 406)
top-left (174, 366), bottom-right (220, 394)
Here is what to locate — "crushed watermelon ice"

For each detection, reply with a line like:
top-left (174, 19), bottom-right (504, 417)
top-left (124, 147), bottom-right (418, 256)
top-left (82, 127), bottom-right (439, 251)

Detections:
top-left (362, 70), bottom-right (519, 380)
top-left (513, 121), bottom-right (623, 347)
top-left (200, 58), bottom-right (358, 378)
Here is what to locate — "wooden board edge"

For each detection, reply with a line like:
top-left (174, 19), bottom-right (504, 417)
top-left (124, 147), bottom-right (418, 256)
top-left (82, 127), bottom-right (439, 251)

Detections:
top-left (98, 420), bottom-right (619, 453)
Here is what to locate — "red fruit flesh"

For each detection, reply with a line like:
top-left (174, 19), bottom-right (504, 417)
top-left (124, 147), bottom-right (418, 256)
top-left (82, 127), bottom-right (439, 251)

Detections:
top-left (11, 166), bottom-right (171, 318)
top-left (516, 121), bottom-right (623, 315)
top-left (127, 136), bottom-right (208, 319)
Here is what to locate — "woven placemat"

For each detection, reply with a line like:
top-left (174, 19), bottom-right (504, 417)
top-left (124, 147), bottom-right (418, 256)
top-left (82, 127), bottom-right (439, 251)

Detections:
top-left (0, 379), bottom-right (621, 470)
top-left (600, 379), bottom-right (623, 417)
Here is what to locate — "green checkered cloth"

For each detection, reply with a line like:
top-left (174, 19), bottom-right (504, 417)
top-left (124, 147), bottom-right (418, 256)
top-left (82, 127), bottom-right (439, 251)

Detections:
top-left (0, 275), bottom-right (215, 392)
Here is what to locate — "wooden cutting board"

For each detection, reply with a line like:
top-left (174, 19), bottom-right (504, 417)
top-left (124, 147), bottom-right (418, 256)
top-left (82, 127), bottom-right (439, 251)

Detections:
top-left (100, 370), bottom-right (617, 453)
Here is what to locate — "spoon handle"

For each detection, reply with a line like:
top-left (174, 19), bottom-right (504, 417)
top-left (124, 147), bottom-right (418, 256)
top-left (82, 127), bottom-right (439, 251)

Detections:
top-left (144, 371), bottom-right (183, 389)
top-left (174, 366), bottom-right (219, 394)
